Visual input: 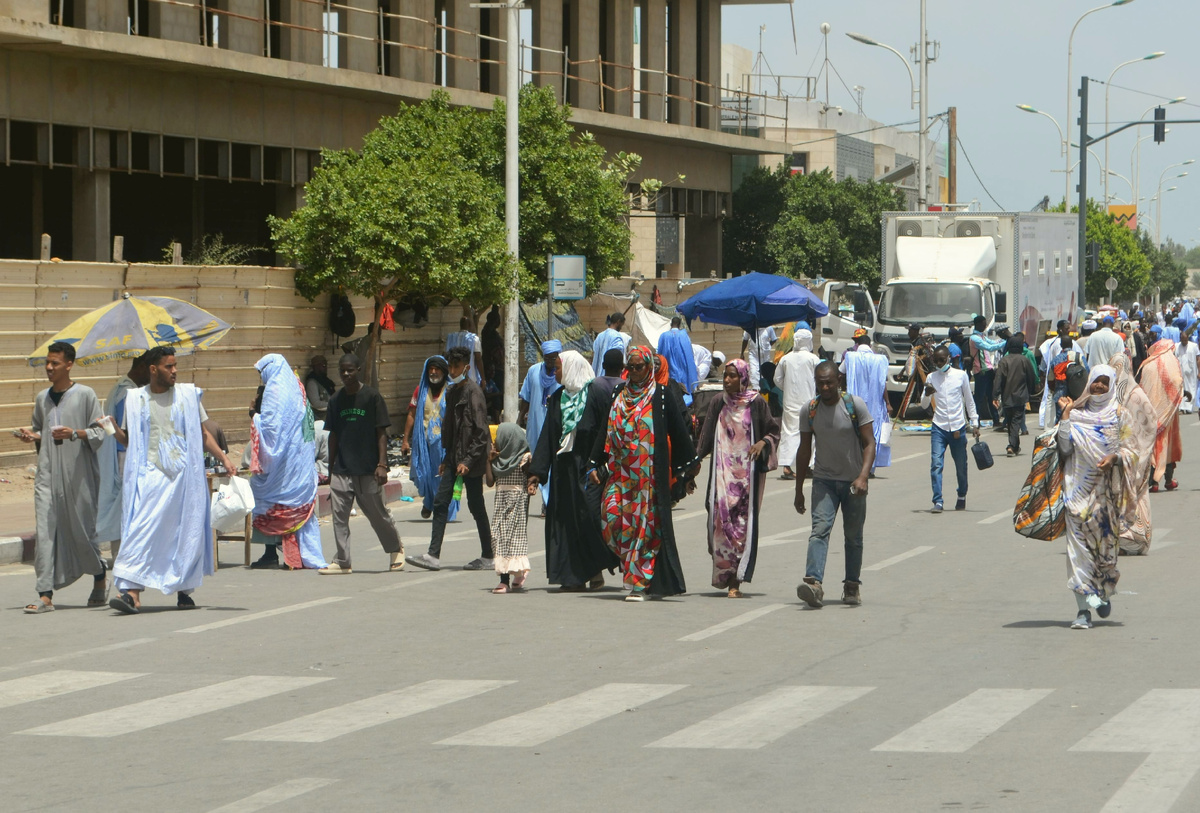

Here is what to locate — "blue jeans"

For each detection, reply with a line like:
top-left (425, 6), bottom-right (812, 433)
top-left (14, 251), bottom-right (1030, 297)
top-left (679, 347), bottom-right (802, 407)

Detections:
top-left (930, 424), bottom-right (969, 506)
top-left (806, 478), bottom-right (866, 584)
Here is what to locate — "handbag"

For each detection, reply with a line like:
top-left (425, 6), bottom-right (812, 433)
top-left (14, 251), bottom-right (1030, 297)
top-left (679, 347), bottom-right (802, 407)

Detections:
top-left (1013, 428), bottom-right (1065, 540)
top-left (971, 439), bottom-right (994, 470)
top-left (879, 419), bottom-right (893, 446)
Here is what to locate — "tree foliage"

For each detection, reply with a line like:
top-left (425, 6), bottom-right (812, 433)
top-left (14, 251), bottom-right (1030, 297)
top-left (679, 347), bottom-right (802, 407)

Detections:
top-left (1082, 200), bottom-right (1151, 303)
top-left (766, 169), bottom-right (906, 292)
top-left (722, 165), bottom-right (788, 275)
top-left (1139, 231), bottom-right (1188, 300)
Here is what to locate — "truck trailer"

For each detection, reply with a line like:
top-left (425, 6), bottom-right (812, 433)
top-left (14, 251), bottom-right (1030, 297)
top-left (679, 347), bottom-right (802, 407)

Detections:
top-left (873, 211), bottom-right (1081, 394)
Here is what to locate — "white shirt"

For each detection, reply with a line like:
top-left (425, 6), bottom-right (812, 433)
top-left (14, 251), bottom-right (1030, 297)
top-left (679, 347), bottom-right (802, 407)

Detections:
top-left (1085, 327), bottom-right (1126, 369)
top-left (691, 344), bottom-right (713, 381)
top-left (743, 327), bottom-right (778, 385)
top-left (919, 367), bottom-right (978, 432)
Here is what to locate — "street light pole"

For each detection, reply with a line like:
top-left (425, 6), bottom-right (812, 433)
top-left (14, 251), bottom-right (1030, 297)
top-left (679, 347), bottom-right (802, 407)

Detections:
top-left (1104, 52), bottom-right (1165, 208)
top-left (917, 0), bottom-right (928, 209)
top-left (1133, 98), bottom-right (1184, 224)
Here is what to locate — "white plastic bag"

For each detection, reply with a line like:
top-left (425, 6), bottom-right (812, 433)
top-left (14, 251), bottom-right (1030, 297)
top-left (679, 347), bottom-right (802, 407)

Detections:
top-left (211, 476), bottom-right (254, 534)
top-left (879, 419), bottom-right (893, 447)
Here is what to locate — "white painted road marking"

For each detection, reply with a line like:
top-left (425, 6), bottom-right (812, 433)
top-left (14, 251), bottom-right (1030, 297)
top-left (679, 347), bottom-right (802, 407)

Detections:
top-left (0, 638), bottom-right (156, 675)
top-left (205, 778), bottom-right (336, 813)
top-left (1151, 528), bottom-right (1176, 551)
top-left (862, 546), bottom-right (935, 572)
top-left (979, 511), bottom-right (1011, 525)
top-left (873, 688), bottom-right (1053, 753)
top-left (891, 452), bottom-right (927, 463)
top-left (176, 597), bottom-right (351, 633)
top-left (1072, 689), bottom-right (1200, 753)
top-left (21, 675), bottom-right (330, 737)
top-left (1098, 753), bottom-right (1200, 813)
top-left (438, 683), bottom-right (686, 747)
top-left (647, 685), bottom-right (874, 750)
top-left (229, 679), bottom-right (514, 743)
top-left (0, 670), bottom-right (144, 709)
top-left (678, 604), bottom-right (787, 642)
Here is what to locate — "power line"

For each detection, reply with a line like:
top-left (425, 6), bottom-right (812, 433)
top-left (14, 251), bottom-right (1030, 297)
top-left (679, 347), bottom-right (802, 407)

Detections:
top-left (788, 119), bottom-right (921, 147)
top-left (955, 135), bottom-right (1005, 210)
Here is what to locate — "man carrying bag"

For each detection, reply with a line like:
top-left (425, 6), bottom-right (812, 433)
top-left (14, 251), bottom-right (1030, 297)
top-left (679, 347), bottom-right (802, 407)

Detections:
top-left (920, 345), bottom-right (980, 513)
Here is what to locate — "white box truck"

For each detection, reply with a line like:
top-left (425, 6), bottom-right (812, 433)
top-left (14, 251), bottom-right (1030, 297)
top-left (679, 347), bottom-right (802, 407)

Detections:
top-left (874, 211), bottom-right (1080, 394)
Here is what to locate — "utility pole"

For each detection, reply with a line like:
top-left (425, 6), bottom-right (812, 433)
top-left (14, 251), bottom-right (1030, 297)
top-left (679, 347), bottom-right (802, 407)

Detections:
top-left (947, 106), bottom-right (957, 205)
top-left (916, 0), bottom-right (928, 210)
top-left (1077, 75), bottom-right (1089, 314)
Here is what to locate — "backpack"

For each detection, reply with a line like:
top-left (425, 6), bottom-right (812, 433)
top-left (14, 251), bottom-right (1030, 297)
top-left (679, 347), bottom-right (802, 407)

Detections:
top-left (1012, 428), bottom-right (1066, 540)
top-left (329, 291), bottom-right (356, 338)
top-left (807, 393), bottom-right (860, 432)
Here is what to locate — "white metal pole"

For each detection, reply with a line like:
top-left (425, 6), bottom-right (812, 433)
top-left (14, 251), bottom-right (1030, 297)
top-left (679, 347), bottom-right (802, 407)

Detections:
top-left (916, 0), bottom-right (927, 210)
top-left (502, 0), bottom-right (521, 422)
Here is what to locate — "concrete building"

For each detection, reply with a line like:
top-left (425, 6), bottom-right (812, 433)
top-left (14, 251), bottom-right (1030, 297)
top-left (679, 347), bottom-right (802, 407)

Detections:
top-left (721, 42), bottom-right (946, 208)
top-left (0, 0), bottom-right (789, 276)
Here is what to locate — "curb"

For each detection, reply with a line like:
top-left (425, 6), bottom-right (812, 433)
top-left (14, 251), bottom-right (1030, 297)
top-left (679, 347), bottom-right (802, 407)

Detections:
top-left (0, 533), bottom-right (34, 566)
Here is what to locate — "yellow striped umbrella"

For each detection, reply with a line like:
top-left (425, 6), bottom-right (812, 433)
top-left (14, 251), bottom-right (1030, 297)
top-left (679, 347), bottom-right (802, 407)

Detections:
top-left (28, 294), bottom-right (232, 367)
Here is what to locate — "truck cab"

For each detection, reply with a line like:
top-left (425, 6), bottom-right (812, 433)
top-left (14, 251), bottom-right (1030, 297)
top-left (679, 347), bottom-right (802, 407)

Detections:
top-left (807, 279), bottom-right (879, 361)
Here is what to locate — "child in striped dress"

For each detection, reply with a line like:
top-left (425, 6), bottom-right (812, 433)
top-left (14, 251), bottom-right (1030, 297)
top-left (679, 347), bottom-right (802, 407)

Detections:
top-left (487, 423), bottom-right (535, 593)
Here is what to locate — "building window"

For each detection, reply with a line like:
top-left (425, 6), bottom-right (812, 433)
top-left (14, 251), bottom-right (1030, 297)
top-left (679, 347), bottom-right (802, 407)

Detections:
top-left (322, 11), bottom-right (340, 68)
top-left (790, 151), bottom-right (808, 176)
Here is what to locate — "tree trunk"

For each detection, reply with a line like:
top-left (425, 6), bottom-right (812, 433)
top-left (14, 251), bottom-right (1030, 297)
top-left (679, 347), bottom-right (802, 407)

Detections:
top-left (364, 294), bottom-right (384, 388)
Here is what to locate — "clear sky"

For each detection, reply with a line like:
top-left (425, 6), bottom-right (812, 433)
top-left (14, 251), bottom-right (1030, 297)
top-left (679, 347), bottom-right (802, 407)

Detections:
top-left (722, 0), bottom-right (1198, 248)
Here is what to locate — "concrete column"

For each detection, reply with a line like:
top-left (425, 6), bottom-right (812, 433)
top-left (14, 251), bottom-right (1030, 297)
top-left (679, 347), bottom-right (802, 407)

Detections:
top-left (149, 0), bottom-right (200, 43)
top-left (280, 0), bottom-right (322, 64)
top-left (603, 0), bottom-right (633, 116)
top-left (666, 0), bottom-right (695, 126)
top-left (662, 214), bottom-right (684, 279)
top-left (225, 0), bottom-right (265, 56)
top-left (444, 0), bottom-right (479, 90)
top-left (696, 0), bottom-right (719, 129)
top-left (72, 169), bottom-right (110, 262)
top-left (639, 0), bottom-right (664, 121)
top-left (531, 0), bottom-right (563, 101)
top-left (345, 0), bottom-right (379, 72)
top-left (568, 0), bottom-right (598, 110)
top-left (400, 0), bottom-right (435, 82)
top-left (31, 168), bottom-right (44, 259)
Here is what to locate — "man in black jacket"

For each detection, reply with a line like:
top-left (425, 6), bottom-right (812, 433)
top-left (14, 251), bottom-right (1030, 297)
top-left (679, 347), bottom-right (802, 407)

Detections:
top-left (992, 337), bottom-right (1039, 457)
top-left (407, 346), bottom-right (494, 571)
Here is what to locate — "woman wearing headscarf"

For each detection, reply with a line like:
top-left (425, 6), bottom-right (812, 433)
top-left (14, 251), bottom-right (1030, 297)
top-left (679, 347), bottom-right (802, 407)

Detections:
top-left (1056, 366), bottom-right (1132, 629)
top-left (774, 328), bottom-right (819, 479)
top-left (402, 356), bottom-right (458, 521)
top-left (589, 346), bottom-right (699, 602)
top-left (529, 351), bottom-right (620, 591)
top-left (1108, 353), bottom-right (1156, 555)
top-left (1138, 329), bottom-right (1187, 491)
top-left (248, 354), bottom-right (328, 570)
top-left (692, 359), bottom-right (779, 598)
top-left (486, 423), bottom-right (533, 593)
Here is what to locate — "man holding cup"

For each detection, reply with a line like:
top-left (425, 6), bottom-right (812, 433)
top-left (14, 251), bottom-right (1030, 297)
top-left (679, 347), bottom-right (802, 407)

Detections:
top-left (15, 341), bottom-right (109, 614)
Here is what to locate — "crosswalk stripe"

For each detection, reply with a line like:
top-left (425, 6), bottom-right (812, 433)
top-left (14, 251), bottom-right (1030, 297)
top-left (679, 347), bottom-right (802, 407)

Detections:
top-left (862, 546), bottom-right (935, 572)
top-left (205, 778), bottom-right (336, 813)
top-left (646, 685), bottom-right (875, 750)
top-left (176, 597), bottom-right (351, 634)
top-left (0, 670), bottom-right (145, 709)
top-left (1072, 689), bottom-right (1200, 753)
top-left (873, 688), bottom-right (1053, 753)
top-left (1098, 752), bottom-right (1200, 813)
top-left (0, 638), bottom-right (157, 675)
top-left (678, 605), bottom-right (786, 642)
top-left (19, 675), bottom-right (331, 738)
top-left (978, 511), bottom-right (1010, 525)
top-left (890, 451), bottom-right (927, 463)
top-left (228, 680), bottom-right (514, 743)
top-left (437, 683), bottom-right (687, 747)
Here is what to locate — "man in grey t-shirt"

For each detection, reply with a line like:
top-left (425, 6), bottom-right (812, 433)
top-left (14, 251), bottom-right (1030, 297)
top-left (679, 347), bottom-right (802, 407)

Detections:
top-left (793, 361), bottom-right (876, 608)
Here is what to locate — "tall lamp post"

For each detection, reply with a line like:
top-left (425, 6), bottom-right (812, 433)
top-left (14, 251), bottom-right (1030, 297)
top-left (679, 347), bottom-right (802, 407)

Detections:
top-left (1104, 51), bottom-right (1165, 208)
top-left (1066, 1), bottom-right (1135, 208)
top-left (1155, 163), bottom-right (1190, 246)
top-left (1132, 97), bottom-right (1184, 219)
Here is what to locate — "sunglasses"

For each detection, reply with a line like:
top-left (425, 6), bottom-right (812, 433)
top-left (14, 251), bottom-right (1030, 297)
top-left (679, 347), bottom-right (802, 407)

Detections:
top-left (627, 361), bottom-right (649, 370)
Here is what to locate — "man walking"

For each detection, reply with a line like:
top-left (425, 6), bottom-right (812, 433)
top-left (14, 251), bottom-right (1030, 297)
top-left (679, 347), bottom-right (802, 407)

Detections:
top-left (921, 345), bottom-right (980, 513)
top-left (445, 316), bottom-right (485, 385)
top-left (16, 342), bottom-right (109, 614)
top-left (993, 337), bottom-right (1039, 457)
top-left (591, 312), bottom-right (630, 376)
top-left (95, 353), bottom-right (151, 565)
top-left (408, 346), bottom-right (495, 571)
top-left (774, 327), bottom-right (819, 479)
top-left (319, 354), bottom-right (405, 574)
top-left (1085, 316), bottom-right (1126, 369)
top-left (657, 316), bottom-right (699, 402)
top-left (968, 316), bottom-right (1005, 427)
top-left (107, 346), bottom-right (234, 612)
top-left (793, 361), bottom-right (875, 608)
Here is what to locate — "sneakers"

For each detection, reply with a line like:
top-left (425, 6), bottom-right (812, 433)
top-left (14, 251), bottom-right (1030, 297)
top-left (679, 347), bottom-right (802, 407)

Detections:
top-left (931, 502), bottom-right (944, 514)
top-left (842, 581), bottom-right (861, 606)
top-left (318, 562), bottom-right (353, 575)
top-left (463, 557), bottom-right (494, 571)
top-left (955, 498), bottom-right (966, 511)
top-left (1070, 610), bottom-right (1093, 630)
top-left (176, 593), bottom-right (197, 609)
top-left (1096, 599), bottom-right (1112, 619)
top-left (796, 578), bottom-right (824, 608)
top-left (405, 553), bottom-right (441, 571)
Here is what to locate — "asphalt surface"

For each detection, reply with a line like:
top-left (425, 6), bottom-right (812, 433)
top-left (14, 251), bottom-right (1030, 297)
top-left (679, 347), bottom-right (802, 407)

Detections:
top-left (2, 424), bottom-right (1200, 813)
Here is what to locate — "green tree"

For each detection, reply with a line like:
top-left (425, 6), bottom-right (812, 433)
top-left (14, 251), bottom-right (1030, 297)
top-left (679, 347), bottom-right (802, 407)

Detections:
top-left (1055, 200), bottom-right (1151, 305)
top-left (722, 164), bottom-right (789, 275)
top-left (1140, 231), bottom-right (1188, 300)
top-left (1182, 245), bottom-right (1200, 270)
top-left (766, 169), bottom-right (906, 292)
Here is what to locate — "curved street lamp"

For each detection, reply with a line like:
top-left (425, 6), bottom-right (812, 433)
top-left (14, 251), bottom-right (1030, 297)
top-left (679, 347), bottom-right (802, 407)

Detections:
top-left (1017, 104), bottom-right (1066, 158)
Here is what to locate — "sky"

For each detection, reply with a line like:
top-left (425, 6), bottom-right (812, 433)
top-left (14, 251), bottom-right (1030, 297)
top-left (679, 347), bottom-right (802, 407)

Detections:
top-left (722, 0), bottom-right (1199, 248)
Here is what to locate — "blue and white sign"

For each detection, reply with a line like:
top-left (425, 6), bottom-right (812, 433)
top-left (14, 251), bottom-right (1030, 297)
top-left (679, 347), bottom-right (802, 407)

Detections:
top-left (551, 255), bottom-right (587, 301)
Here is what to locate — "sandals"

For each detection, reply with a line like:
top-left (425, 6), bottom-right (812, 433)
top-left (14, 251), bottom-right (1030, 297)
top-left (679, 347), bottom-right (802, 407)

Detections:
top-left (87, 577), bottom-right (110, 608)
top-left (109, 593), bottom-right (139, 614)
top-left (492, 583), bottom-right (508, 594)
top-left (24, 600), bottom-right (54, 614)
top-left (511, 575), bottom-right (526, 592)
top-left (727, 588), bottom-right (744, 599)
top-left (587, 574), bottom-right (605, 591)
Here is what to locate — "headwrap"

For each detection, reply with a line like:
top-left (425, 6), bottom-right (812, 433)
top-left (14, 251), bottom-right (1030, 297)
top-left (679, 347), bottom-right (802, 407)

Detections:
top-left (1082, 319), bottom-right (1098, 331)
top-left (425, 355), bottom-right (449, 386)
top-left (492, 422), bottom-right (530, 475)
top-left (612, 345), bottom-right (657, 427)
top-left (853, 327), bottom-right (869, 339)
top-left (249, 354), bottom-right (317, 507)
top-left (793, 329), bottom-right (814, 353)
top-left (1173, 317), bottom-right (1187, 329)
top-left (722, 358), bottom-right (758, 407)
top-left (557, 350), bottom-right (595, 454)
top-left (654, 354), bottom-right (670, 387)
top-left (712, 350), bottom-right (727, 365)
top-left (1079, 364), bottom-right (1117, 411)
top-left (1102, 316), bottom-right (1115, 326)
top-left (541, 339), bottom-right (563, 355)
top-left (1150, 324), bottom-right (1164, 339)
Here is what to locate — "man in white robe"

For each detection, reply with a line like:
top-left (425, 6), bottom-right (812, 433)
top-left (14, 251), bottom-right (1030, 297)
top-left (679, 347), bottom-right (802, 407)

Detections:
top-left (108, 347), bottom-right (235, 613)
top-left (95, 354), bottom-right (151, 564)
top-left (1177, 331), bottom-right (1199, 414)
top-left (774, 328), bottom-right (819, 478)
top-left (844, 346), bottom-right (892, 471)
top-left (1037, 321), bottom-right (1068, 428)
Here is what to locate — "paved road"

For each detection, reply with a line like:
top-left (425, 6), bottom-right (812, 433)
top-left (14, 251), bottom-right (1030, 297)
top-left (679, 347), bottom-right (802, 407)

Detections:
top-left (2, 426), bottom-right (1199, 812)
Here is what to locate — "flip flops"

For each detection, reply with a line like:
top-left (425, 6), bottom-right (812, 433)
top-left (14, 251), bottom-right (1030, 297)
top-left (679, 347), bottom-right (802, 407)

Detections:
top-left (109, 593), bottom-right (139, 614)
top-left (87, 577), bottom-right (110, 608)
top-left (23, 601), bottom-right (54, 614)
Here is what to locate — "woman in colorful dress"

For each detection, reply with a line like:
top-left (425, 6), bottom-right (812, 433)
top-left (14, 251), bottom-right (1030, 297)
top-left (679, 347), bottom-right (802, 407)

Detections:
top-left (487, 423), bottom-right (534, 594)
top-left (1056, 365), bottom-right (1135, 629)
top-left (1107, 353), bottom-right (1157, 555)
top-left (589, 346), bottom-right (698, 602)
top-left (403, 356), bottom-right (458, 521)
top-left (692, 359), bottom-right (779, 598)
top-left (528, 351), bottom-right (620, 592)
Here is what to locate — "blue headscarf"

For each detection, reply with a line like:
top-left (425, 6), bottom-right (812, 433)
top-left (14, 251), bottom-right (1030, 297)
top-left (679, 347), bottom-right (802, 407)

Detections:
top-left (250, 354), bottom-right (317, 510)
top-left (410, 356), bottom-right (457, 517)
top-left (538, 342), bottom-right (561, 405)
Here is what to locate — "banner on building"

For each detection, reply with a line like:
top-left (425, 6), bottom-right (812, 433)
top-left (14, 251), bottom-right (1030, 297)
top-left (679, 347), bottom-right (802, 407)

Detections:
top-left (1108, 204), bottom-right (1137, 231)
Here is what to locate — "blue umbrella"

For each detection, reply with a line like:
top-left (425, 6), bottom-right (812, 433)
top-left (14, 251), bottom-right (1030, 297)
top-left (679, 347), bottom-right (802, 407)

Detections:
top-left (676, 272), bottom-right (829, 334)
